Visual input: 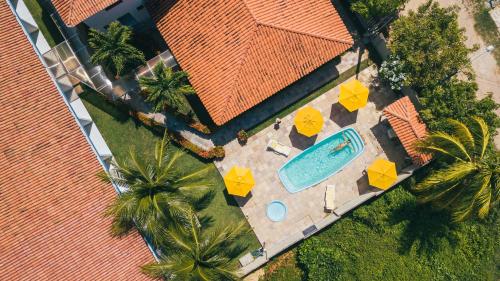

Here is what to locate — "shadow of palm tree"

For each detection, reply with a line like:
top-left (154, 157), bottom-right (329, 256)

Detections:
top-left (389, 201), bottom-right (458, 256)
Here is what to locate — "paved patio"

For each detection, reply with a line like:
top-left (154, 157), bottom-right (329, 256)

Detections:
top-left (215, 66), bottom-right (410, 250)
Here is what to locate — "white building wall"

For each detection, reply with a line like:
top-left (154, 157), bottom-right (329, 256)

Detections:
top-left (83, 0), bottom-right (150, 31)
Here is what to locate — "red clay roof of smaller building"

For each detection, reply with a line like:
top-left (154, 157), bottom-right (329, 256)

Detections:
top-left (52, 0), bottom-right (118, 26)
top-left (148, 0), bottom-right (353, 125)
top-left (0, 3), bottom-right (151, 280)
top-left (383, 96), bottom-right (432, 166)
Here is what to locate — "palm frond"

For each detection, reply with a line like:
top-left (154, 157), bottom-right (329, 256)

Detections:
top-left (416, 132), bottom-right (471, 161)
top-left (469, 117), bottom-right (490, 159)
top-left (446, 118), bottom-right (474, 153)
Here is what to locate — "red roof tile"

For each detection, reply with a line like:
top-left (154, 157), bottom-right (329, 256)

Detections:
top-left (383, 96), bottom-right (432, 166)
top-left (147, 0), bottom-right (353, 125)
top-left (0, 3), bottom-right (152, 280)
top-left (52, 0), bottom-right (118, 26)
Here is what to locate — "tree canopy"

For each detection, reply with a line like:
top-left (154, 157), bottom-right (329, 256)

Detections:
top-left (387, 1), bottom-right (473, 91)
top-left (88, 21), bottom-right (145, 78)
top-left (139, 62), bottom-right (195, 113)
top-left (351, 0), bottom-right (408, 20)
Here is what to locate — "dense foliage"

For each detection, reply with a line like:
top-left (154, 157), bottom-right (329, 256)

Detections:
top-left (88, 21), bottom-right (145, 78)
top-left (419, 79), bottom-right (499, 132)
top-left (383, 1), bottom-right (499, 132)
top-left (386, 1), bottom-right (473, 91)
top-left (350, 0), bottom-right (407, 20)
top-left (262, 187), bottom-right (498, 281)
top-left (415, 118), bottom-right (499, 222)
top-left (139, 62), bottom-right (195, 113)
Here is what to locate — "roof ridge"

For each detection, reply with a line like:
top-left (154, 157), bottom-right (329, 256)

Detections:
top-left (241, 0), bottom-right (257, 21)
top-left (67, 0), bottom-right (77, 25)
top-left (219, 21), bottom-right (260, 122)
top-left (221, 20), bottom-right (353, 121)
top-left (257, 21), bottom-right (354, 45)
top-left (384, 101), bottom-right (422, 139)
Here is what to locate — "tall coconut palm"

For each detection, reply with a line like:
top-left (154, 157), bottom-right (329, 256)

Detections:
top-left (88, 21), bottom-right (145, 78)
top-left (139, 62), bottom-right (195, 112)
top-left (414, 117), bottom-right (499, 222)
top-left (142, 211), bottom-right (247, 281)
top-left (100, 133), bottom-right (213, 246)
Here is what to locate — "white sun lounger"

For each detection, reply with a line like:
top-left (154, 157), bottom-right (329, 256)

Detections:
top-left (324, 184), bottom-right (336, 212)
top-left (267, 139), bottom-right (291, 157)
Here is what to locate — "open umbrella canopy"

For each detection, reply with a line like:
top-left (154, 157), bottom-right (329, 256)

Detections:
top-left (339, 79), bottom-right (369, 112)
top-left (367, 158), bottom-right (397, 190)
top-left (224, 166), bottom-right (255, 197)
top-left (294, 106), bottom-right (324, 137)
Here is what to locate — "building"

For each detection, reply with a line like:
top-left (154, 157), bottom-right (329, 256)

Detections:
top-left (0, 2), bottom-right (152, 279)
top-left (50, 0), bottom-right (354, 125)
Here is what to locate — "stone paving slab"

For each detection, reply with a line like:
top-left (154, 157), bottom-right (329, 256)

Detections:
top-left (216, 66), bottom-right (410, 249)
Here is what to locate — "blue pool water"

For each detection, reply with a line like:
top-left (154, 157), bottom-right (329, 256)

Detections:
top-left (266, 201), bottom-right (287, 222)
top-left (278, 128), bottom-right (364, 193)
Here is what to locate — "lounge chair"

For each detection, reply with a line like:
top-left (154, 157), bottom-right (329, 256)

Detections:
top-left (267, 139), bottom-right (291, 157)
top-left (324, 184), bottom-right (336, 212)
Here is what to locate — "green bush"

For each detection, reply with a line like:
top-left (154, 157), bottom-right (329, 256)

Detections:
top-left (287, 187), bottom-right (499, 281)
top-left (298, 238), bottom-right (346, 280)
top-left (351, 0), bottom-right (408, 20)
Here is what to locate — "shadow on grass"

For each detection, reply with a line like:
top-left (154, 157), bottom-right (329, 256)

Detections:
top-left (389, 201), bottom-right (458, 256)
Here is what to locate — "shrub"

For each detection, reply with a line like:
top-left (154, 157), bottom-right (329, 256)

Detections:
top-left (237, 130), bottom-right (249, 144)
top-left (378, 55), bottom-right (407, 90)
top-left (187, 120), bottom-right (211, 134)
top-left (297, 238), bottom-right (345, 281)
top-left (209, 146), bottom-right (225, 159)
top-left (388, 1), bottom-right (473, 91)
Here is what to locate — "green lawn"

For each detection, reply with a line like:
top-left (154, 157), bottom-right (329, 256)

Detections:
top-left (247, 59), bottom-right (372, 136)
top-left (262, 186), bottom-right (499, 281)
top-left (79, 90), bottom-right (261, 253)
top-left (24, 0), bottom-right (64, 47)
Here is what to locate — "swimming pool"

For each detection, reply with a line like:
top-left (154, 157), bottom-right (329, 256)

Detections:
top-left (278, 127), bottom-right (364, 193)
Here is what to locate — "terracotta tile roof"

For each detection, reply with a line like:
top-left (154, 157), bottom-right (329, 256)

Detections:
top-left (0, 3), bottom-right (152, 280)
top-left (383, 96), bottom-right (432, 166)
top-left (147, 0), bottom-right (353, 125)
top-left (52, 0), bottom-right (118, 26)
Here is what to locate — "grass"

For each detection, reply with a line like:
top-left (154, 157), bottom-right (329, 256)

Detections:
top-left (472, 1), bottom-right (500, 66)
top-left (23, 0), bottom-right (64, 47)
top-left (79, 89), bottom-right (261, 253)
top-left (261, 186), bottom-right (499, 281)
top-left (247, 59), bottom-right (373, 136)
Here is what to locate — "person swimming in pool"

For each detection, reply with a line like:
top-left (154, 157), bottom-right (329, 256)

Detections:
top-left (331, 133), bottom-right (351, 153)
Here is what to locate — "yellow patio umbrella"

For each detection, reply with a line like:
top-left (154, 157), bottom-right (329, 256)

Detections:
top-left (339, 79), bottom-right (369, 112)
top-left (367, 158), bottom-right (397, 190)
top-left (294, 106), bottom-right (324, 137)
top-left (224, 166), bottom-right (255, 197)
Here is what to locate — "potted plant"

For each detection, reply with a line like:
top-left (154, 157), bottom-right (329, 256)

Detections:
top-left (237, 130), bottom-right (248, 145)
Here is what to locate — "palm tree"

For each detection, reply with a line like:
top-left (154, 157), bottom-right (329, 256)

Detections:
top-left (100, 133), bottom-right (213, 246)
top-left (142, 211), bottom-right (247, 281)
top-left (88, 21), bottom-right (145, 79)
top-left (138, 62), bottom-right (195, 113)
top-left (414, 117), bottom-right (499, 222)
